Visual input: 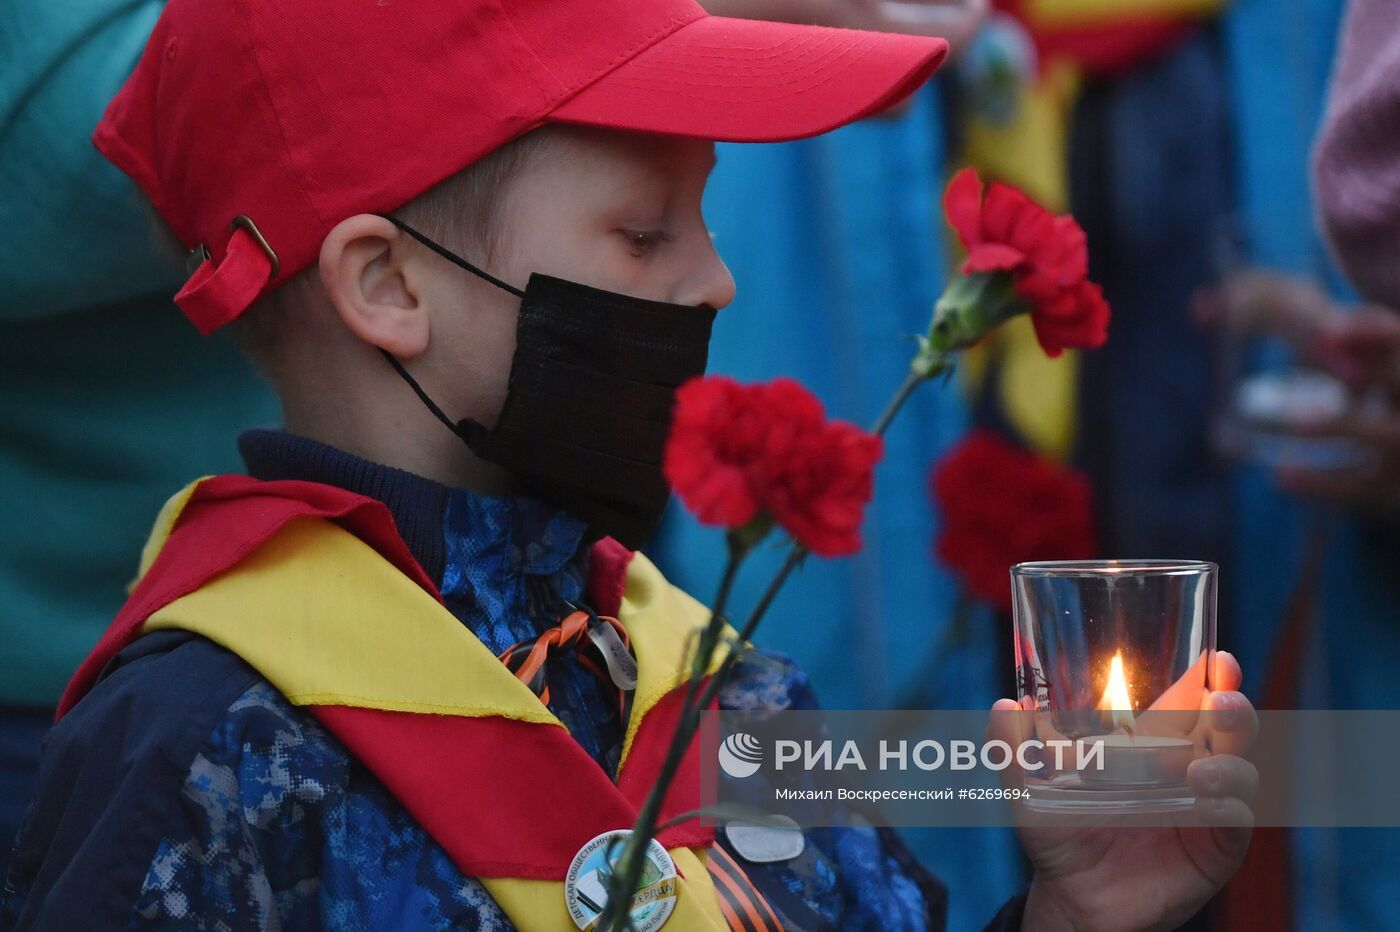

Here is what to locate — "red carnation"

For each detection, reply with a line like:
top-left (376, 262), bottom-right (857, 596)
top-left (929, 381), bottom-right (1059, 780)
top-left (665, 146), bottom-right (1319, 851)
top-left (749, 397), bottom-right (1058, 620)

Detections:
top-left (943, 168), bottom-right (1110, 357)
top-left (665, 376), bottom-right (883, 557)
top-left (930, 430), bottom-right (1098, 612)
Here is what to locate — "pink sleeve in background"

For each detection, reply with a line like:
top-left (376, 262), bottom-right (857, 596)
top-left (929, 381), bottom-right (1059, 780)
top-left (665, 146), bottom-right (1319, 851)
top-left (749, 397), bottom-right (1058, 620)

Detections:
top-left (1312, 0), bottom-right (1400, 310)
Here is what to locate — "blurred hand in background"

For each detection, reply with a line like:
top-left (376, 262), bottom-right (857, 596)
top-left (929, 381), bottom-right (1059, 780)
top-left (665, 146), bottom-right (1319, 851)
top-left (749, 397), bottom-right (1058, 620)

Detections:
top-left (1197, 269), bottom-right (1400, 513)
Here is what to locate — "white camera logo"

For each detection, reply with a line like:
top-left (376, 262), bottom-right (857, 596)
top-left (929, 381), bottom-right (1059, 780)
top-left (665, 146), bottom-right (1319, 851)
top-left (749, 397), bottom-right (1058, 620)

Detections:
top-left (718, 732), bottom-right (763, 778)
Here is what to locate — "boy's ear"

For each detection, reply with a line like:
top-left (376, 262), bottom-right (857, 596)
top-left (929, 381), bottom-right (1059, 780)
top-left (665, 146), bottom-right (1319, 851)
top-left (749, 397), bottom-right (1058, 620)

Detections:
top-left (319, 214), bottom-right (429, 358)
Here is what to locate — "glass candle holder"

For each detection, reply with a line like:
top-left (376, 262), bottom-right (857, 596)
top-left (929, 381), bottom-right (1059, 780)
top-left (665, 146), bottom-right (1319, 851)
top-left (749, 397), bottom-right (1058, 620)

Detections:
top-left (1011, 561), bottom-right (1217, 811)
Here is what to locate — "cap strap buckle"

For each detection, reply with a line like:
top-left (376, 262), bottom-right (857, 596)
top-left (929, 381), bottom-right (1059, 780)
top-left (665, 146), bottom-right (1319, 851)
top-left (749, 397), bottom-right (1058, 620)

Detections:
top-left (174, 215), bottom-right (281, 335)
top-left (230, 215), bottom-right (280, 278)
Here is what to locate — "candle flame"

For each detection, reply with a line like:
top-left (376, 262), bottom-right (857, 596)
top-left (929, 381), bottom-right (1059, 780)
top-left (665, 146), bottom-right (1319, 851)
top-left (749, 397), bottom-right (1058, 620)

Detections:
top-left (1097, 652), bottom-right (1135, 730)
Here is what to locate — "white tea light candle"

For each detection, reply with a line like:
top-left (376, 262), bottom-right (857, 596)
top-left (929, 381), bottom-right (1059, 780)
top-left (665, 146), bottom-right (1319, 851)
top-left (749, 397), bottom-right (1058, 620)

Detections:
top-left (1078, 734), bottom-right (1195, 787)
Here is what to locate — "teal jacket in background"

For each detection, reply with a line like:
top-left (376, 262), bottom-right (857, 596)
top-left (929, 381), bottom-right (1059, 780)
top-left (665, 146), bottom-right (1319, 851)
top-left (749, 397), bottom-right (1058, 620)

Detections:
top-left (0, 0), bottom-right (278, 705)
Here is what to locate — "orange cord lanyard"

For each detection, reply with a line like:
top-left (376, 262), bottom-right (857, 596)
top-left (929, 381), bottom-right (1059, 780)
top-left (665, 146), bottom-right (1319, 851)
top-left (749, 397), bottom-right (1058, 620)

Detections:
top-left (497, 605), bottom-right (635, 719)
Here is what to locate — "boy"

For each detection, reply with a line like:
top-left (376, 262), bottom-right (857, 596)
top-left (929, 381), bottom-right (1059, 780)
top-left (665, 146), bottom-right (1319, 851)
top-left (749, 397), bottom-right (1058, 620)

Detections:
top-left (2, 1), bottom-right (1254, 929)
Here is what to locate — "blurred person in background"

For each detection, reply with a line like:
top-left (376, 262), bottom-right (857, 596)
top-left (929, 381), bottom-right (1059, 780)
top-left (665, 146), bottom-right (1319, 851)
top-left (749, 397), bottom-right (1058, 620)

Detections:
top-left (1296, 0), bottom-right (1400, 515)
top-left (1195, 0), bottom-right (1400, 926)
top-left (0, 1), bottom-right (278, 877)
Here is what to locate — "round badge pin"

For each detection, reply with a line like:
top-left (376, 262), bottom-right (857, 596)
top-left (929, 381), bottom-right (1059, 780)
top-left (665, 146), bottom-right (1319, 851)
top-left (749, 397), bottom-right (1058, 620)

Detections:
top-left (564, 829), bottom-right (678, 931)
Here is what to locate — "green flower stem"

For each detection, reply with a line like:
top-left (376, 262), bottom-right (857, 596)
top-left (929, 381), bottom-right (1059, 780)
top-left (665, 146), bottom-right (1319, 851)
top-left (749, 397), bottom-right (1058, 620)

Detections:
top-left (599, 542), bottom-right (747, 931)
top-left (733, 544), bottom-right (805, 646)
top-left (872, 368), bottom-right (929, 439)
top-left (689, 542), bottom-right (806, 721)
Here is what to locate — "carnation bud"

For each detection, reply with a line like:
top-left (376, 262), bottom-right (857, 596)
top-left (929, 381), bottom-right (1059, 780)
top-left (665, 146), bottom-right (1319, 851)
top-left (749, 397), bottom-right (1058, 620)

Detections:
top-left (728, 513), bottom-right (775, 556)
top-left (914, 272), bottom-right (1026, 378)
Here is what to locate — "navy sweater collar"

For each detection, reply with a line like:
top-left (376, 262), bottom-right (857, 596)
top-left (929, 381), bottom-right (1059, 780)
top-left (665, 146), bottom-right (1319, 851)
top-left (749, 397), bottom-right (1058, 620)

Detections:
top-left (240, 425), bottom-right (590, 584)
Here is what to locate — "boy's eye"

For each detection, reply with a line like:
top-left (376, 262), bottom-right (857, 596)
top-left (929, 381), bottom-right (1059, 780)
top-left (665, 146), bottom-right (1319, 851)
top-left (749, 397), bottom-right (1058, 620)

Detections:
top-left (621, 228), bottom-right (674, 257)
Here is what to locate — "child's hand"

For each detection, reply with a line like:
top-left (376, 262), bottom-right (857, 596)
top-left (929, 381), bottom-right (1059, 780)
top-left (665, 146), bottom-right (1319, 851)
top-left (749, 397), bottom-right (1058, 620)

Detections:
top-left (990, 652), bottom-right (1257, 932)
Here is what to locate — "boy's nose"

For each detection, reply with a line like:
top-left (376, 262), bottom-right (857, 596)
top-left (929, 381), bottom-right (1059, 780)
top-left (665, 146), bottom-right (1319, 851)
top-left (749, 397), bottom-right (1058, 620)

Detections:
top-left (678, 245), bottom-right (737, 312)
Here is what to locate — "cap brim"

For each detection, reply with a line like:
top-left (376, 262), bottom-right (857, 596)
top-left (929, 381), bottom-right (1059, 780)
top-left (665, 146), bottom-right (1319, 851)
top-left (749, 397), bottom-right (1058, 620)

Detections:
top-left (548, 16), bottom-right (948, 143)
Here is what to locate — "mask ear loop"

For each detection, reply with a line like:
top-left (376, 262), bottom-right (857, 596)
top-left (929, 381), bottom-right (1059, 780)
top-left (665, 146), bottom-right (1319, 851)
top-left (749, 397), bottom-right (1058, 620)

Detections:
top-left (375, 213), bottom-right (525, 299)
top-left (376, 349), bottom-right (488, 448)
top-left (372, 213), bottom-right (523, 448)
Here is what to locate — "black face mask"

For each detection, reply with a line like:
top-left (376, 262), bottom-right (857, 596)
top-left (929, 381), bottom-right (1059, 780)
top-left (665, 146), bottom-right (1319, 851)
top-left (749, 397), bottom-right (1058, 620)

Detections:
top-left (378, 216), bottom-right (717, 550)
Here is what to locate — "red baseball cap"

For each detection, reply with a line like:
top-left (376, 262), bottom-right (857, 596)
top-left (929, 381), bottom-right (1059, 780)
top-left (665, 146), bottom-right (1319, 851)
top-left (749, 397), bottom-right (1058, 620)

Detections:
top-left (95, 0), bottom-right (947, 334)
